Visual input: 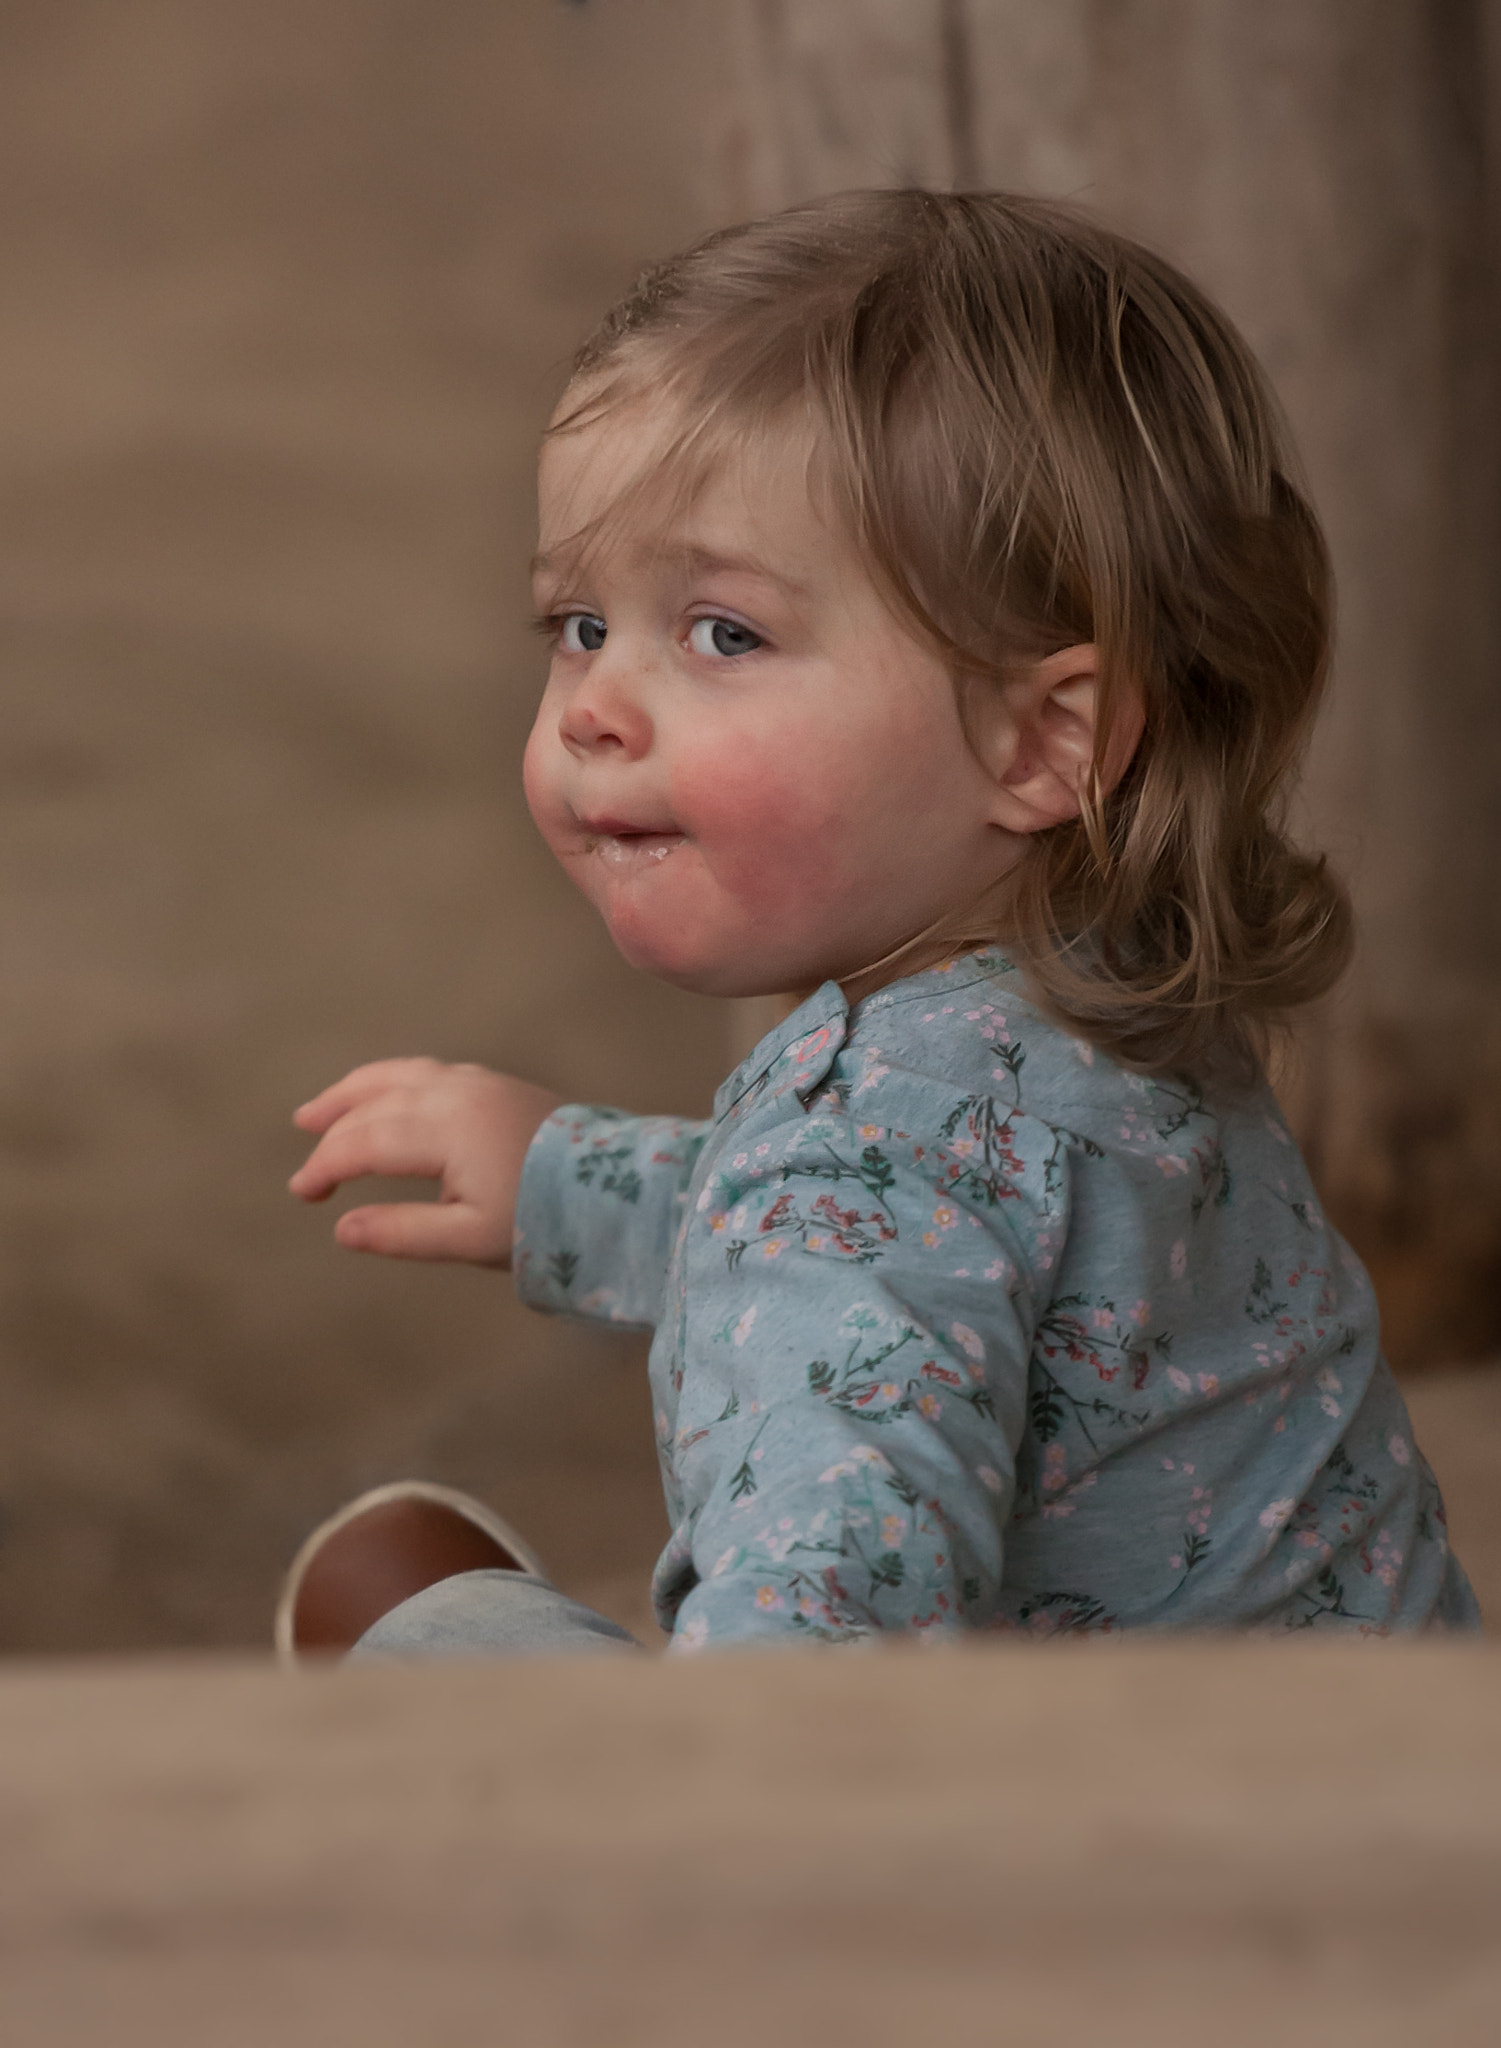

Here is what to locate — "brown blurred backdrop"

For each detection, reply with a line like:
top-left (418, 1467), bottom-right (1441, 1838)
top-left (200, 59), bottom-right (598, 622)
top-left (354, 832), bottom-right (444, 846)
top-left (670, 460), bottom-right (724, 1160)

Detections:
top-left (0, 0), bottom-right (1497, 1652)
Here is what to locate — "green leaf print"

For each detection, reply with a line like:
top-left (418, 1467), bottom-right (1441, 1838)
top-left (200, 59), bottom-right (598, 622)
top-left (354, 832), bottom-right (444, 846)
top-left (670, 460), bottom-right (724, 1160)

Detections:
top-left (547, 1248), bottom-right (579, 1292)
top-left (728, 1415), bottom-right (771, 1501)
top-left (870, 1550), bottom-right (905, 1591)
top-left (1244, 1257), bottom-right (1288, 1324)
top-left (1287, 1565), bottom-right (1376, 1628)
top-left (807, 1359), bottom-right (835, 1394)
top-left (1015, 1590), bottom-right (1116, 1633)
top-left (573, 1144), bottom-right (643, 1204)
top-left (1030, 1381), bottom-right (1067, 1443)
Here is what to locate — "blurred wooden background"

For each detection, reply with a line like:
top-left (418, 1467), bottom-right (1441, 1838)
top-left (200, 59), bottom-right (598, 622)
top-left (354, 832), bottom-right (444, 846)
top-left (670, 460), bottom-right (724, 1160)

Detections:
top-left (0, 0), bottom-right (1496, 1652)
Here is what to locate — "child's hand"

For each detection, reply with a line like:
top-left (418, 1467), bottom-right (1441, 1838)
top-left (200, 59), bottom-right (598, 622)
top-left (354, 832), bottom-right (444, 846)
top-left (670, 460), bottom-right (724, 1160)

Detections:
top-left (289, 1059), bottom-right (562, 1266)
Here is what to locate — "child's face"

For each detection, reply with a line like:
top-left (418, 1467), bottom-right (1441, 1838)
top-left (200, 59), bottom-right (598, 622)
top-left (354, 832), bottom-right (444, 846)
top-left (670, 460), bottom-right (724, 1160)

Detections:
top-left (524, 398), bottom-right (1023, 998)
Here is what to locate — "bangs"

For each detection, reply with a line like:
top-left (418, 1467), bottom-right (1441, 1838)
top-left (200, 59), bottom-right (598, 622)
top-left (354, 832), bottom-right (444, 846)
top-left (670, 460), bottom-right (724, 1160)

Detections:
top-left (540, 361), bottom-right (837, 585)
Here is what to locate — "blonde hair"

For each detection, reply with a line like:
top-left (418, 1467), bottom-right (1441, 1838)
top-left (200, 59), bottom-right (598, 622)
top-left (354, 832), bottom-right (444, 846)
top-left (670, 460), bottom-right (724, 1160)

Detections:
top-left (561, 189), bottom-right (1351, 1076)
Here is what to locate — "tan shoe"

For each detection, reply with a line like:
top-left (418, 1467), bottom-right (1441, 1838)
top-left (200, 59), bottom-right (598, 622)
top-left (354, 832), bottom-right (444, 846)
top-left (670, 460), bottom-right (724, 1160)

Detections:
top-left (275, 1479), bottom-right (546, 1666)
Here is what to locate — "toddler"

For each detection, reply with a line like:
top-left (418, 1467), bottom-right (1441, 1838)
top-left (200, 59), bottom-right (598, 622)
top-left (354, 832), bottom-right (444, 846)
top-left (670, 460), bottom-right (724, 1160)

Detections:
top-left (289, 190), bottom-right (1477, 1652)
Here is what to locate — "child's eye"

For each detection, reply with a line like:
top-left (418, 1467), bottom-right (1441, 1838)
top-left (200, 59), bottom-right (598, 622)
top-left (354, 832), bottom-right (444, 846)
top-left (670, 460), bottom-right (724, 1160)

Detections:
top-left (687, 616), bottom-right (763, 659)
top-left (559, 612), bottom-right (607, 654)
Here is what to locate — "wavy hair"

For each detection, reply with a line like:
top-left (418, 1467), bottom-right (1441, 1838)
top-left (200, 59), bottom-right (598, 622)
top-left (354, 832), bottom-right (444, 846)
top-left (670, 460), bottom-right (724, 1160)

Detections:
top-left (562, 189), bottom-right (1352, 1075)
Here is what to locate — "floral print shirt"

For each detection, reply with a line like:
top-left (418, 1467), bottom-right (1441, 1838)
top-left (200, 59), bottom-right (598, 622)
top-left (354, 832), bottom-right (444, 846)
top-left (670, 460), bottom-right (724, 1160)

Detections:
top-left (514, 950), bottom-right (1478, 1647)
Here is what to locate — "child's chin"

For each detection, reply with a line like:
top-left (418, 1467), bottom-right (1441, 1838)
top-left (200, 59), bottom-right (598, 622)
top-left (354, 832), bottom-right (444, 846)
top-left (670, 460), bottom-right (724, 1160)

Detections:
top-left (604, 916), bottom-right (775, 998)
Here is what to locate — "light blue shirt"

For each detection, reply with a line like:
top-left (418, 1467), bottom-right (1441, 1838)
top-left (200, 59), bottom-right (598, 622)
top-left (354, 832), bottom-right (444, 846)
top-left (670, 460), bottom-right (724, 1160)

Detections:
top-left (515, 949), bottom-right (1477, 1646)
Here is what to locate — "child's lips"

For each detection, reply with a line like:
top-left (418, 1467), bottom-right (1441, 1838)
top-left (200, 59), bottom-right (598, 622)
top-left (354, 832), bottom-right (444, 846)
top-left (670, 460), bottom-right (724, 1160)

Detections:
top-left (578, 817), bottom-right (687, 867)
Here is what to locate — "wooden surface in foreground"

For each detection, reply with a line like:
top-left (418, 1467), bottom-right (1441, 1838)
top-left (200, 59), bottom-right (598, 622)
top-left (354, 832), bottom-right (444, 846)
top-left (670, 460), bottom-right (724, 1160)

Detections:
top-left (0, 1642), bottom-right (1498, 2045)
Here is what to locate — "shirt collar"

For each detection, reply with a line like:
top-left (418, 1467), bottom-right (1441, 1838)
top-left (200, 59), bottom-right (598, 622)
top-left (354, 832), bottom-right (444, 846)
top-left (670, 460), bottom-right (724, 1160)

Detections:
top-left (713, 980), bottom-right (850, 1121)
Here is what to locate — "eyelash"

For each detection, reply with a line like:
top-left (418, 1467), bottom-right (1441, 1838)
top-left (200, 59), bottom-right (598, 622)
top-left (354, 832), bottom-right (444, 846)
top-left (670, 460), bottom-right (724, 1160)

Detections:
top-left (531, 610), bottom-right (768, 658)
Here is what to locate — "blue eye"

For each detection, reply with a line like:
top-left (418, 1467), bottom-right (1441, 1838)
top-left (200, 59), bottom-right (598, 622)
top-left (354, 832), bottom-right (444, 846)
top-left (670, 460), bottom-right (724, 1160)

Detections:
top-left (688, 616), bottom-right (762, 658)
top-left (560, 612), bottom-right (607, 653)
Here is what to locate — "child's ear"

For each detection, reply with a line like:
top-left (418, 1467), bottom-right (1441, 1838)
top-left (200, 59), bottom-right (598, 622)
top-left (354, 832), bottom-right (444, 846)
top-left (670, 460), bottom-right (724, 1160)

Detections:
top-left (967, 644), bottom-right (1143, 834)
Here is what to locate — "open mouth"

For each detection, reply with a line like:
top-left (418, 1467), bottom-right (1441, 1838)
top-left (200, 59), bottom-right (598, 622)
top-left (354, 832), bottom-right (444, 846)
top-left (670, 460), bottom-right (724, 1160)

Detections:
top-left (580, 825), bottom-right (686, 867)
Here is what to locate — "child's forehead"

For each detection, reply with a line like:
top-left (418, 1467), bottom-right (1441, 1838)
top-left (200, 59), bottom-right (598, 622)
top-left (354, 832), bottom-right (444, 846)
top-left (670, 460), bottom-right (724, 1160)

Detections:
top-left (534, 392), bottom-right (846, 582)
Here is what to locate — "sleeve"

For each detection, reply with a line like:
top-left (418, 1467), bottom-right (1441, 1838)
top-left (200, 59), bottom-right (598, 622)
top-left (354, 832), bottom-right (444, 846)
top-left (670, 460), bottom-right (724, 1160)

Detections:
top-left (512, 1105), bottom-right (710, 1331)
top-left (661, 1097), bottom-right (1066, 1649)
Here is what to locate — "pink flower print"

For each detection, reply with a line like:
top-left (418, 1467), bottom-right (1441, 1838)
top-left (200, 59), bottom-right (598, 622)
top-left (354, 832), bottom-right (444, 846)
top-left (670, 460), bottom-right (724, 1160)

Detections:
top-left (1132, 1300), bottom-right (1151, 1327)
top-left (1197, 1373), bottom-right (1219, 1395)
top-left (949, 1321), bottom-right (985, 1361)
top-left (731, 1306), bottom-right (757, 1347)
top-left (977, 1465), bottom-right (1003, 1493)
top-left (1388, 1434), bottom-right (1411, 1466)
top-left (708, 1212), bottom-right (727, 1234)
top-left (1091, 1308), bottom-right (1113, 1331)
top-left (761, 1238), bottom-right (786, 1259)
top-left (754, 1585), bottom-right (782, 1610)
top-left (1361, 1527), bottom-right (1403, 1588)
top-left (918, 1392), bottom-right (942, 1420)
top-left (1042, 1442), bottom-right (1068, 1494)
top-left (1167, 1367), bottom-right (1191, 1393)
top-left (858, 1123), bottom-right (884, 1140)
top-left (1170, 1240), bottom-right (1187, 1279)
top-left (881, 1514), bottom-right (906, 1548)
top-left (1155, 1154), bottom-right (1190, 1176)
top-left (795, 1025), bottom-right (835, 1065)
top-left (1259, 1497), bottom-right (1296, 1532)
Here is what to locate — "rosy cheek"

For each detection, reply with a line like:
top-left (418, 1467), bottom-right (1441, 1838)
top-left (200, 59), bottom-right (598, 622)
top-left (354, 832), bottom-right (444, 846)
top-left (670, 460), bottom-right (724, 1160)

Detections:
top-left (672, 752), bottom-right (840, 907)
top-left (521, 714), bottom-right (564, 844)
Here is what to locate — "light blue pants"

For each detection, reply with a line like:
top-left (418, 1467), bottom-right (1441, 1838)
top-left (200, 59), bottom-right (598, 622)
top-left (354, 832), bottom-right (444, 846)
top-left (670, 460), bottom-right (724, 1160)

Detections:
top-left (349, 1568), bottom-right (641, 1660)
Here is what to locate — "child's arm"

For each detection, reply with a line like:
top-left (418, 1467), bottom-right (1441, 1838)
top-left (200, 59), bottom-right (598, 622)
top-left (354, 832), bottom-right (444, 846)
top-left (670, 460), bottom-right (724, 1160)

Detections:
top-left (512, 1106), bottom-right (712, 1330)
top-left (289, 1058), bottom-right (562, 1265)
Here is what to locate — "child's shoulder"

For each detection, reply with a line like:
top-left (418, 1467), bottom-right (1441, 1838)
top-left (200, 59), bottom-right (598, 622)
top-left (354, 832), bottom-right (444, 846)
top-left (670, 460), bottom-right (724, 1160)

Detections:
top-left (853, 949), bottom-right (1136, 1115)
top-left (848, 947), bottom-right (1273, 1146)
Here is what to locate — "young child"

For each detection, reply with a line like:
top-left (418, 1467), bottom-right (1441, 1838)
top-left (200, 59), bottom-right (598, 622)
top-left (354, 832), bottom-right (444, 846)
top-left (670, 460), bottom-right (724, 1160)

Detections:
top-left (288, 189), bottom-right (1477, 1654)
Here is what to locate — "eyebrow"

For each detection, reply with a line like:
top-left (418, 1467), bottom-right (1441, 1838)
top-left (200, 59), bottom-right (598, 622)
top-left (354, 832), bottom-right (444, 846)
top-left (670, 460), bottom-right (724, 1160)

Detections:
top-left (531, 541), bottom-right (809, 598)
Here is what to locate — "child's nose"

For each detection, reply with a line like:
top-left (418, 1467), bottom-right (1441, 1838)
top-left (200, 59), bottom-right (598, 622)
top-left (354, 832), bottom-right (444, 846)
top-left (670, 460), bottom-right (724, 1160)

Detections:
top-left (557, 664), bottom-right (653, 760)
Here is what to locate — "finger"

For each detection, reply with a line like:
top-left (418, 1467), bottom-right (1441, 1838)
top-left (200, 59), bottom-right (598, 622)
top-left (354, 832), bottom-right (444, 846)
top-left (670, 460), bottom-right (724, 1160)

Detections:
top-left (288, 1112), bottom-right (449, 1201)
top-left (292, 1058), bottom-right (442, 1132)
top-left (334, 1201), bottom-right (505, 1264)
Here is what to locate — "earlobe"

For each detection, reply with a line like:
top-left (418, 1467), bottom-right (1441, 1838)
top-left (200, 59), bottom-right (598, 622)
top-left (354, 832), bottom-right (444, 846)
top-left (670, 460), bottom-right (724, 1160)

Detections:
top-left (977, 644), bottom-right (1142, 836)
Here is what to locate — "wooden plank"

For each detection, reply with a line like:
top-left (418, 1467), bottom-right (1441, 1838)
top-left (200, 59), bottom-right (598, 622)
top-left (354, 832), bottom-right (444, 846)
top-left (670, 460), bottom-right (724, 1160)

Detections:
top-left (0, 1641), bottom-right (1497, 2043)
